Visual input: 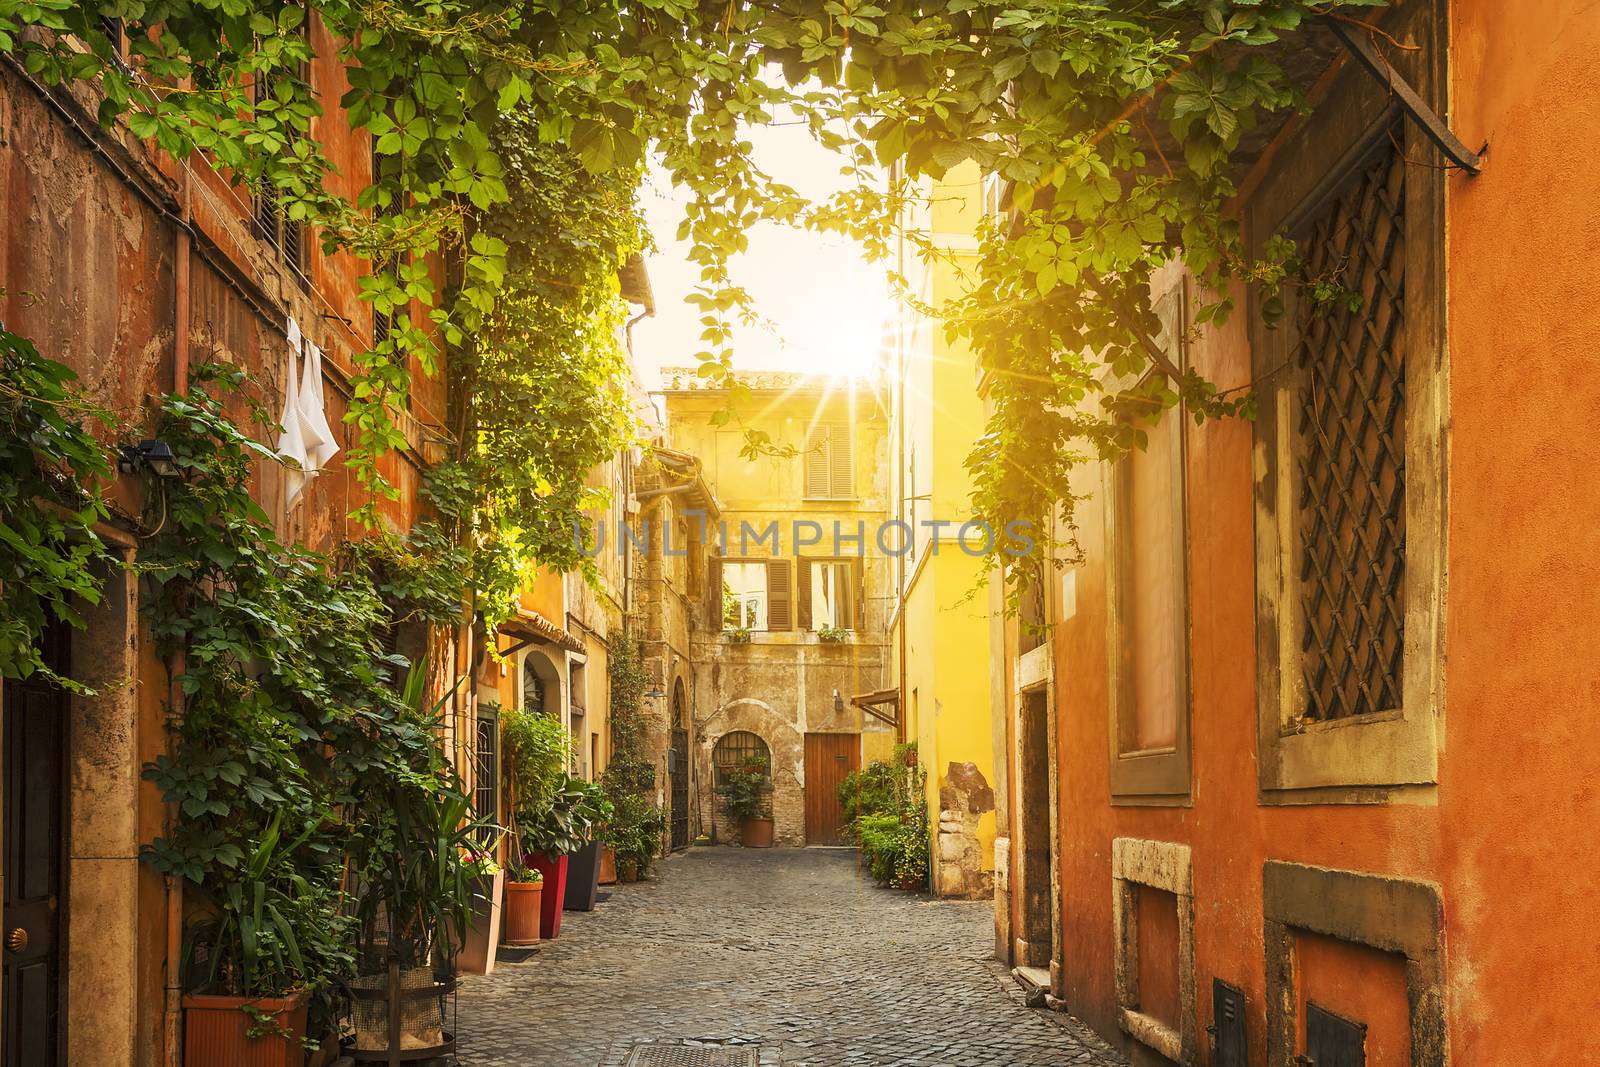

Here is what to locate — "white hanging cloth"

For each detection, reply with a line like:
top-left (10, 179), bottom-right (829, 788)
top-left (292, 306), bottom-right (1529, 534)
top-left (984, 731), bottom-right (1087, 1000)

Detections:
top-left (277, 317), bottom-right (310, 506)
top-left (297, 339), bottom-right (339, 472)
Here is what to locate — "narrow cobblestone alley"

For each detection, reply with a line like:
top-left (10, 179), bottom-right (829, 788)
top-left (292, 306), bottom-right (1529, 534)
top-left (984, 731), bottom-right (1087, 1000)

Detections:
top-left (456, 849), bottom-right (1123, 1067)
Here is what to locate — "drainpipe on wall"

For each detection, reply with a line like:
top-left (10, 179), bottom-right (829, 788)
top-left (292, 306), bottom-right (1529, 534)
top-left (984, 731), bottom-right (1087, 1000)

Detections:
top-left (894, 163), bottom-right (908, 745)
top-left (163, 161), bottom-right (192, 1067)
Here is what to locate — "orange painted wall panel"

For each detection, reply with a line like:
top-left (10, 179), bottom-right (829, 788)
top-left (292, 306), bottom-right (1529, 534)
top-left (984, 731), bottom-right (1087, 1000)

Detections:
top-left (1035, 3), bottom-right (1600, 1063)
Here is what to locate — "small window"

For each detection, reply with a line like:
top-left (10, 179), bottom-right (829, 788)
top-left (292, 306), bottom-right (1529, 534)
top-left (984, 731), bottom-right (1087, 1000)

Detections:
top-left (252, 34), bottom-right (310, 277)
top-left (474, 708), bottom-right (498, 833)
top-left (798, 558), bottom-right (860, 631)
top-left (712, 731), bottom-right (770, 784)
top-left (804, 422), bottom-right (854, 499)
top-left (721, 560), bottom-right (793, 631)
top-left (723, 562), bottom-right (768, 630)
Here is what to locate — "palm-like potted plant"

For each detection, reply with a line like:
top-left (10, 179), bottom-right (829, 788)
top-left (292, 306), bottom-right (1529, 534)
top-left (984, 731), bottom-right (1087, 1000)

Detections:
top-left (179, 812), bottom-right (344, 1067)
top-left (717, 755), bottom-right (774, 847)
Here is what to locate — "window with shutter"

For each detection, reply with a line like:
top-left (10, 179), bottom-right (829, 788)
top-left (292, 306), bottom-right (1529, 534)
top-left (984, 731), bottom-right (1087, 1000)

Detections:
top-left (252, 27), bottom-right (310, 279)
top-left (370, 138), bottom-right (405, 348)
top-left (766, 559), bottom-right (792, 631)
top-left (723, 562), bottom-right (768, 630)
top-left (804, 422), bottom-right (854, 499)
top-left (802, 560), bottom-right (857, 631)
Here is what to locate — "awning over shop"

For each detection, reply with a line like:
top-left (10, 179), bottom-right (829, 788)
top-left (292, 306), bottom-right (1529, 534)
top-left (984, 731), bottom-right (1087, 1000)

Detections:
top-left (850, 688), bottom-right (900, 728)
top-left (498, 607), bottom-right (585, 655)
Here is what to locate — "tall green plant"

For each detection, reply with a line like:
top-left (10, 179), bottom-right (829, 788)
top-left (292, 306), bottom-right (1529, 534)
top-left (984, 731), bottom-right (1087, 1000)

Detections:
top-left (602, 631), bottom-right (667, 870)
top-left (0, 314), bottom-right (114, 684)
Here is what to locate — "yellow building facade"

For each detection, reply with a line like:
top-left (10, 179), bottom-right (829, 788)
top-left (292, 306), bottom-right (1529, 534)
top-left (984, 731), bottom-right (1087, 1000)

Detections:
top-left (659, 371), bottom-right (896, 847)
top-left (889, 164), bottom-right (999, 899)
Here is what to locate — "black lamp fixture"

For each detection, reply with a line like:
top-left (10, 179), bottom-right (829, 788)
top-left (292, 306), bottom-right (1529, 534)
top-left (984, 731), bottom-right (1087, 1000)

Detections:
top-left (833, 688), bottom-right (845, 714)
top-left (118, 439), bottom-right (181, 479)
top-left (645, 684), bottom-right (666, 700)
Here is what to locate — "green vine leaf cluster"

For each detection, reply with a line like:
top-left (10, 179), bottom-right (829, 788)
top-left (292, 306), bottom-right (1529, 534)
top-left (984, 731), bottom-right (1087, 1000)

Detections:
top-left (1, 0), bottom-right (1387, 598)
top-left (0, 313), bottom-right (115, 684)
top-left (135, 366), bottom-right (478, 1009)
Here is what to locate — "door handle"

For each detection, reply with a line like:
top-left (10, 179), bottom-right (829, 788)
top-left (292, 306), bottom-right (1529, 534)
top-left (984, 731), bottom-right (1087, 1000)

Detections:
top-left (6, 927), bottom-right (27, 953)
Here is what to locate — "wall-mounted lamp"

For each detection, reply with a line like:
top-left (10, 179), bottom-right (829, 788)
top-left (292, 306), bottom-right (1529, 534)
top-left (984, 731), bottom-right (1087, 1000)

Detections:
top-left (117, 439), bottom-right (181, 479)
top-left (833, 688), bottom-right (845, 714)
top-left (645, 685), bottom-right (666, 700)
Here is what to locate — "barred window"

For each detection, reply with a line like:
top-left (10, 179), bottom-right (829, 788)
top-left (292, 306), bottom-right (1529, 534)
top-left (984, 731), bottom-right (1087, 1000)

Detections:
top-left (1293, 124), bottom-right (1407, 722)
top-left (712, 731), bottom-right (770, 784)
top-left (474, 710), bottom-right (498, 833)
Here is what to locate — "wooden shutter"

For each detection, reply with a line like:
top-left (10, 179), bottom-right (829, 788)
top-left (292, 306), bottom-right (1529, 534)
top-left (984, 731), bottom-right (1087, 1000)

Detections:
top-left (805, 426), bottom-right (829, 497)
top-left (796, 557), bottom-right (813, 631)
top-left (828, 422), bottom-right (853, 497)
top-left (851, 558), bottom-right (864, 630)
top-left (707, 556), bottom-right (722, 631)
top-left (766, 559), bottom-right (792, 631)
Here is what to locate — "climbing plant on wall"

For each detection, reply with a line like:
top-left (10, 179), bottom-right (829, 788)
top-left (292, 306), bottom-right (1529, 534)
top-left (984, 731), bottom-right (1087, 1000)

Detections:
top-left (0, 310), bottom-right (114, 683)
top-left (0, 0), bottom-right (1392, 597)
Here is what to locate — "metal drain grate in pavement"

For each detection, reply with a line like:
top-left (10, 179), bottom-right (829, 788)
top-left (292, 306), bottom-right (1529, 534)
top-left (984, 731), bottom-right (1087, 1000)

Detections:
top-left (623, 1042), bottom-right (759, 1066)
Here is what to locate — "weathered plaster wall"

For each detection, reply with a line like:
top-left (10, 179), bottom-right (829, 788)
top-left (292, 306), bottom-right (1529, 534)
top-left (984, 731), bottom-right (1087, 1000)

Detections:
top-left (0, 40), bottom-right (446, 1064)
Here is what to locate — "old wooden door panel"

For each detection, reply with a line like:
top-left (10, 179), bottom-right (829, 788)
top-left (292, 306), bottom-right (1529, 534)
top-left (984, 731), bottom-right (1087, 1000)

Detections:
top-left (3, 623), bottom-right (68, 1066)
top-left (804, 733), bottom-right (858, 845)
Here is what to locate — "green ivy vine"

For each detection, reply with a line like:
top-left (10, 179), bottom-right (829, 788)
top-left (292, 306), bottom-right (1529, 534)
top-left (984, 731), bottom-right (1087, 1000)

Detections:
top-left (0, 0), bottom-right (1391, 600)
top-left (0, 307), bottom-right (115, 684)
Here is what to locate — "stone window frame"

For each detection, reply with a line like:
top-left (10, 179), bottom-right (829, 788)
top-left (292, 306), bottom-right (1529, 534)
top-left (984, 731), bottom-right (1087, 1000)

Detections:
top-left (1105, 281), bottom-right (1192, 805)
top-left (1247, 0), bottom-right (1447, 802)
top-left (1263, 861), bottom-right (1446, 1067)
top-left (1112, 837), bottom-right (1197, 1063)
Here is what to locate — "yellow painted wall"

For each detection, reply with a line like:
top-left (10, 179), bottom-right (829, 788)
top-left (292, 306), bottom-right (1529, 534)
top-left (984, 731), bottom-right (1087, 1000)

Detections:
top-left (890, 162), bottom-right (999, 896)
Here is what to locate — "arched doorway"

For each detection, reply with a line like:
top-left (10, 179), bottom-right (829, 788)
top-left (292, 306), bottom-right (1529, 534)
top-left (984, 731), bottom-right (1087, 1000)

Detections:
top-left (669, 678), bottom-right (689, 850)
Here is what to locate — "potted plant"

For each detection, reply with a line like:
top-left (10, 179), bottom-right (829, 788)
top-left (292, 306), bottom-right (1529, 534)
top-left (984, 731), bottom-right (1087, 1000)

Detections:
top-left (605, 792), bottom-right (667, 881)
top-left (179, 813), bottom-right (335, 1067)
top-left (499, 705), bottom-right (571, 939)
top-left (456, 847), bottom-right (505, 974)
top-left (501, 863), bottom-right (544, 946)
top-left (727, 626), bottom-right (753, 644)
top-left (558, 776), bottom-right (614, 912)
top-left (717, 755), bottom-right (774, 848)
top-left (816, 624), bottom-right (851, 643)
top-left (520, 772), bottom-right (607, 937)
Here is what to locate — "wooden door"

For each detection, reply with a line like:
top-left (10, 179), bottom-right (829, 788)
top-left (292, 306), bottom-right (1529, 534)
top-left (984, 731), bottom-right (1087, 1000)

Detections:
top-left (3, 623), bottom-right (68, 1066)
top-left (804, 733), bottom-right (859, 845)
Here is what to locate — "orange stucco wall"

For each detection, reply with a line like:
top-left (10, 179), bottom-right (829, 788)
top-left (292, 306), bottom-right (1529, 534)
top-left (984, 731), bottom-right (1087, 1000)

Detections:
top-left (1034, 2), bottom-right (1600, 1063)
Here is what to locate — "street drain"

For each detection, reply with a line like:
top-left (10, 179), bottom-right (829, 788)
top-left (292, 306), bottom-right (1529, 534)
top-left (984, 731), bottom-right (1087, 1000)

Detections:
top-left (623, 1042), bottom-right (760, 1066)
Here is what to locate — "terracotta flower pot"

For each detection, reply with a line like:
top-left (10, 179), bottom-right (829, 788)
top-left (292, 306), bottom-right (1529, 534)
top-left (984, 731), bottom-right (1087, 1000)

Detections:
top-left (617, 858), bottom-right (640, 883)
top-left (598, 844), bottom-right (618, 886)
top-left (527, 852), bottom-right (569, 939)
top-left (740, 815), bottom-right (775, 848)
top-left (457, 869), bottom-right (505, 974)
top-left (182, 991), bottom-right (308, 1067)
top-left (502, 879), bottom-right (543, 946)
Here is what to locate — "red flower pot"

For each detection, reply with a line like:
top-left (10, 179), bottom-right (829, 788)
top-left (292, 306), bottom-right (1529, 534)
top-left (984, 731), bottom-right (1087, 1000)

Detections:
top-left (182, 992), bottom-right (308, 1067)
top-left (527, 852), bottom-right (569, 940)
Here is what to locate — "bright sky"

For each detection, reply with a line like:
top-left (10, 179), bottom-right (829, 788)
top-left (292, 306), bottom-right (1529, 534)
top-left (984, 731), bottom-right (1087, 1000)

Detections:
top-left (630, 120), bottom-right (894, 389)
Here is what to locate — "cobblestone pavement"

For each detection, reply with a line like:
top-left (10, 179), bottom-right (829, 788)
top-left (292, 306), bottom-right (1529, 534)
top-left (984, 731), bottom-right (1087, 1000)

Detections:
top-left (456, 847), bottom-right (1124, 1067)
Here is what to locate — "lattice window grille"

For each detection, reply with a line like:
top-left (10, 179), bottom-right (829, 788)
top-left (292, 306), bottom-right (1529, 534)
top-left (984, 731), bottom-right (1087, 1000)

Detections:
top-left (1293, 124), bottom-right (1407, 722)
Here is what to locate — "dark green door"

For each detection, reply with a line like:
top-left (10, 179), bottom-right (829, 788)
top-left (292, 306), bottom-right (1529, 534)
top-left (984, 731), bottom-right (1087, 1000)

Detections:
top-left (3, 622), bottom-right (67, 1066)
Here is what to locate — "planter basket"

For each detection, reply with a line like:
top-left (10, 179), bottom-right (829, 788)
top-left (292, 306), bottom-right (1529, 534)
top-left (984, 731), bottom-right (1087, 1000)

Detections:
top-left (347, 960), bottom-right (455, 1064)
